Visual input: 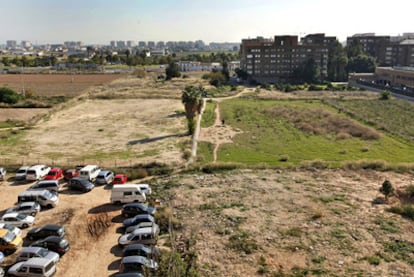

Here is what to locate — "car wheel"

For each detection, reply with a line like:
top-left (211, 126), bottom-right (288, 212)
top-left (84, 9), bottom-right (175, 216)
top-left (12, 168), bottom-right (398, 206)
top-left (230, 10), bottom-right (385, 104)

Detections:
top-left (29, 236), bottom-right (34, 240)
top-left (22, 223), bottom-right (28, 228)
top-left (4, 249), bottom-right (13, 255)
top-left (31, 212), bottom-right (36, 216)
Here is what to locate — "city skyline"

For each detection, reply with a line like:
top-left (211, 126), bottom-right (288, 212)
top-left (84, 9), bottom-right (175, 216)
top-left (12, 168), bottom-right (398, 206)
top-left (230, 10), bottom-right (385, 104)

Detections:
top-left (2, 0), bottom-right (413, 44)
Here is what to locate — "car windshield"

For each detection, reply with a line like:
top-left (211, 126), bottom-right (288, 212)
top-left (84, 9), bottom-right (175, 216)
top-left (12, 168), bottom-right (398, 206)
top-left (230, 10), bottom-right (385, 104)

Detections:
top-left (48, 171), bottom-right (56, 175)
top-left (2, 224), bottom-right (13, 231)
top-left (16, 213), bottom-right (27, 220)
top-left (43, 191), bottom-right (53, 198)
top-left (38, 248), bottom-right (49, 257)
top-left (3, 231), bottom-right (16, 242)
top-left (127, 233), bottom-right (134, 240)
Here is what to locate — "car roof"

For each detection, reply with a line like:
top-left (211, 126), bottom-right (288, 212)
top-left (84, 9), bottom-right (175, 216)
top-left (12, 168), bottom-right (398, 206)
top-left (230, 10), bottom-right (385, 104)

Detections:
top-left (131, 227), bottom-right (157, 235)
top-left (122, 255), bottom-right (149, 264)
top-left (123, 244), bottom-right (149, 251)
top-left (3, 212), bottom-right (21, 218)
top-left (123, 203), bottom-right (147, 208)
top-left (39, 224), bottom-right (63, 231)
top-left (17, 202), bottom-right (38, 207)
top-left (19, 246), bottom-right (44, 254)
top-left (23, 257), bottom-right (52, 266)
top-left (133, 214), bottom-right (153, 219)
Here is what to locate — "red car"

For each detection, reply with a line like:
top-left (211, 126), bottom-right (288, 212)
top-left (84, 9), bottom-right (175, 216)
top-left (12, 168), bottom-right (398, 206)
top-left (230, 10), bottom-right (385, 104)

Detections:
top-left (63, 165), bottom-right (84, 181)
top-left (113, 174), bottom-right (128, 184)
top-left (44, 167), bottom-right (63, 180)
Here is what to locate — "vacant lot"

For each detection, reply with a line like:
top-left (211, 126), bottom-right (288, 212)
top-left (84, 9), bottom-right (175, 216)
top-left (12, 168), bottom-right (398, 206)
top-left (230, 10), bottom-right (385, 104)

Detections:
top-left (0, 74), bottom-right (125, 97)
top-left (173, 169), bottom-right (414, 276)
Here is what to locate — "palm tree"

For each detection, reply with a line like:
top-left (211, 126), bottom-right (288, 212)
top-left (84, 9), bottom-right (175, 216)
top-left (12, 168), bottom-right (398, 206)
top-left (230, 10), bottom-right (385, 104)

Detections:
top-left (181, 85), bottom-right (204, 135)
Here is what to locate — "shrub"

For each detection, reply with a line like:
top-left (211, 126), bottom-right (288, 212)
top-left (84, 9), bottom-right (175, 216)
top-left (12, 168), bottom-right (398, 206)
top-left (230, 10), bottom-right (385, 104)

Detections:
top-left (380, 90), bottom-right (391, 100)
top-left (380, 180), bottom-right (394, 201)
top-left (406, 185), bottom-right (414, 197)
top-left (0, 87), bottom-right (22, 104)
top-left (387, 205), bottom-right (414, 220)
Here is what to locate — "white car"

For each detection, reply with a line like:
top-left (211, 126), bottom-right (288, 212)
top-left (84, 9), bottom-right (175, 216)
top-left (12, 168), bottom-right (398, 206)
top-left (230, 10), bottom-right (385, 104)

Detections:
top-left (6, 202), bottom-right (41, 217)
top-left (137, 183), bottom-right (152, 195)
top-left (0, 213), bottom-right (35, 229)
top-left (26, 165), bottom-right (51, 181)
top-left (0, 223), bottom-right (22, 237)
top-left (0, 167), bottom-right (6, 181)
top-left (15, 166), bottom-right (30, 181)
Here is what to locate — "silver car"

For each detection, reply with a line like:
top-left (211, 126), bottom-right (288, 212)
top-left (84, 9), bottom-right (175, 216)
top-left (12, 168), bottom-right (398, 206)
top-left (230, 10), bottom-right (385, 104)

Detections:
top-left (16, 247), bottom-right (60, 264)
top-left (6, 202), bottom-right (41, 217)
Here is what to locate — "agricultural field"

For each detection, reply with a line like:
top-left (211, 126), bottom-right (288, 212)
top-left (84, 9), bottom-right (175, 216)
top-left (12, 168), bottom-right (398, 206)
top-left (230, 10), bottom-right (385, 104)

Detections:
top-left (0, 74), bottom-right (126, 97)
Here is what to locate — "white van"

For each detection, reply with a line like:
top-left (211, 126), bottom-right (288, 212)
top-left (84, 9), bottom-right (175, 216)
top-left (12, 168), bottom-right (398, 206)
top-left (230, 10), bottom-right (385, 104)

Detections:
top-left (8, 257), bottom-right (56, 277)
top-left (110, 185), bottom-right (146, 204)
top-left (26, 165), bottom-right (51, 181)
top-left (17, 190), bottom-right (59, 209)
top-left (79, 165), bottom-right (100, 181)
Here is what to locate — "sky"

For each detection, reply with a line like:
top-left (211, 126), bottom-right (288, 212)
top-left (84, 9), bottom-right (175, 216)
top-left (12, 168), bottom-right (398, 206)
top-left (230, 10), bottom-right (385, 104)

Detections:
top-left (1, 0), bottom-right (413, 45)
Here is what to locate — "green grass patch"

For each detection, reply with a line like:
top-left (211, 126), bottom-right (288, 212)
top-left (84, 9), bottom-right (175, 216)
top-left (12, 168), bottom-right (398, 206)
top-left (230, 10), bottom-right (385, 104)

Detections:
top-left (387, 205), bottom-right (414, 220)
top-left (383, 239), bottom-right (414, 265)
top-left (325, 98), bottom-right (414, 141)
top-left (362, 255), bottom-right (381, 265)
top-left (0, 120), bottom-right (25, 129)
top-left (216, 98), bottom-right (414, 166)
top-left (227, 230), bottom-right (258, 254)
top-left (374, 216), bottom-right (400, 233)
top-left (201, 100), bottom-right (217, 127)
top-left (196, 142), bottom-right (214, 163)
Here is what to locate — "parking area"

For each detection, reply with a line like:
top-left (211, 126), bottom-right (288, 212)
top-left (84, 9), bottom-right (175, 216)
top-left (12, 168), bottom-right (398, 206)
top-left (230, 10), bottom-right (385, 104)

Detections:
top-left (0, 177), bottom-right (132, 276)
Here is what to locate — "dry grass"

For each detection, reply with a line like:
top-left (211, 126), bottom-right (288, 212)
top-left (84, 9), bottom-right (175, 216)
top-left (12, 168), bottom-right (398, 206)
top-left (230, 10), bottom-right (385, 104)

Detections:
top-left (263, 107), bottom-right (381, 140)
top-left (0, 74), bottom-right (125, 97)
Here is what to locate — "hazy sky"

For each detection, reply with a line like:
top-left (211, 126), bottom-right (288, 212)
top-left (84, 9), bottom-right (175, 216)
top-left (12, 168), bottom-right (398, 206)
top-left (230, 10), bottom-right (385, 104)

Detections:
top-left (1, 0), bottom-right (413, 44)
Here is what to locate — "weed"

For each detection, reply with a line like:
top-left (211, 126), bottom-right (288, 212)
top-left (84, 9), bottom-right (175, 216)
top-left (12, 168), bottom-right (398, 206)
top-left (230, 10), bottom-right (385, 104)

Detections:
top-left (383, 239), bottom-right (414, 265)
top-left (374, 216), bottom-right (400, 233)
top-left (227, 230), bottom-right (258, 254)
top-left (286, 227), bottom-right (303, 237)
top-left (387, 205), bottom-right (414, 220)
top-left (363, 255), bottom-right (381, 265)
top-left (311, 256), bottom-right (326, 264)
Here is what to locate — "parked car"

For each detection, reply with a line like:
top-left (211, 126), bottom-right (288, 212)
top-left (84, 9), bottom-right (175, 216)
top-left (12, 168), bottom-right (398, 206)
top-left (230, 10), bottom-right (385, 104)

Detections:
top-left (0, 168), bottom-right (6, 181)
top-left (119, 256), bottom-right (158, 274)
top-left (44, 168), bottom-right (63, 180)
top-left (27, 180), bottom-right (60, 193)
top-left (0, 267), bottom-right (4, 277)
top-left (15, 166), bottom-right (30, 181)
top-left (0, 251), bottom-right (4, 264)
top-left (95, 170), bottom-right (114, 185)
top-left (6, 202), bottom-right (41, 217)
top-left (113, 174), bottom-right (128, 184)
top-left (30, 236), bottom-right (70, 256)
top-left (26, 165), bottom-right (51, 181)
top-left (63, 167), bottom-right (81, 181)
top-left (118, 226), bottom-right (159, 247)
top-left (17, 190), bottom-right (58, 209)
top-left (123, 214), bottom-right (155, 228)
top-left (67, 177), bottom-right (95, 192)
top-left (7, 257), bottom-right (56, 277)
top-left (122, 244), bottom-right (160, 258)
top-left (27, 225), bottom-right (65, 241)
top-left (110, 185), bottom-right (146, 204)
top-left (79, 165), bottom-right (100, 181)
top-left (0, 223), bottom-right (22, 237)
top-left (136, 184), bottom-right (151, 195)
top-left (122, 203), bottom-right (156, 218)
top-left (16, 247), bottom-right (60, 264)
top-left (125, 222), bottom-right (159, 234)
top-left (0, 229), bottom-right (22, 255)
top-left (0, 213), bottom-right (35, 229)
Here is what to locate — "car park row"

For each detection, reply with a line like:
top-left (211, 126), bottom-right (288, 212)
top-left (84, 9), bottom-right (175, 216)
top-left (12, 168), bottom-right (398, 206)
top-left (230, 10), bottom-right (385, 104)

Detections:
top-left (0, 164), bottom-right (154, 276)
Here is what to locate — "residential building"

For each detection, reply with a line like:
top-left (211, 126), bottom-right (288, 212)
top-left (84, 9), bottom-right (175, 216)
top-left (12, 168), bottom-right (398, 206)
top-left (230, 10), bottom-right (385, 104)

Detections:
top-left (6, 40), bottom-right (17, 49)
top-left (156, 41), bottom-right (165, 49)
top-left (147, 41), bottom-right (155, 49)
top-left (117, 41), bottom-right (126, 48)
top-left (110, 41), bottom-right (117, 48)
top-left (127, 41), bottom-right (136, 47)
top-left (347, 33), bottom-right (414, 67)
top-left (138, 41), bottom-right (146, 48)
top-left (375, 67), bottom-right (414, 89)
top-left (240, 34), bottom-right (331, 83)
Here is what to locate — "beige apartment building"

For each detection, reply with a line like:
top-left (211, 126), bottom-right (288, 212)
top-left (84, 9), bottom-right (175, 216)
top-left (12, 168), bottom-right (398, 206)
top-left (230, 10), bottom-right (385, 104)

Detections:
top-left (240, 34), bottom-right (335, 83)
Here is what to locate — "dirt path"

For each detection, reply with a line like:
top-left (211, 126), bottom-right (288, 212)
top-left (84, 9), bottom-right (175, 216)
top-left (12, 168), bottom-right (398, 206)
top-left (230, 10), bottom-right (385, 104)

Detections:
top-left (198, 88), bottom-right (253, 162)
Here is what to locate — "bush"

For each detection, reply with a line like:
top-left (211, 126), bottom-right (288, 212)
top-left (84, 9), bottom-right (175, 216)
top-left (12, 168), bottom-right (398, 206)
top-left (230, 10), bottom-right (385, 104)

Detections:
top-left (387, 205), bottom-right (414, 220)
top-left (0, 87), bottom-right (22, 104)
top-left (380, 90), bottom-right (391, 100)
top-left (227, 231), bottom-right (258, 254)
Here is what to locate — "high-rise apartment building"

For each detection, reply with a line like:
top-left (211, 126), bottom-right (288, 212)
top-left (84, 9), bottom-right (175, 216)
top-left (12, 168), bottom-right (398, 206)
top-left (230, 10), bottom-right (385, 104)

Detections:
top-left (240, 34), bottom-right (333, 83)
top-left (6, 40), bottom-right (17, 49)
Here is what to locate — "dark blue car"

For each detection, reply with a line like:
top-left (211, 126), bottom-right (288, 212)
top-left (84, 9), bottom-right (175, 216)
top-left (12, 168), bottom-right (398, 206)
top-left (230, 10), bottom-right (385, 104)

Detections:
top-left (123, 214), bottom-right (155, 228)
